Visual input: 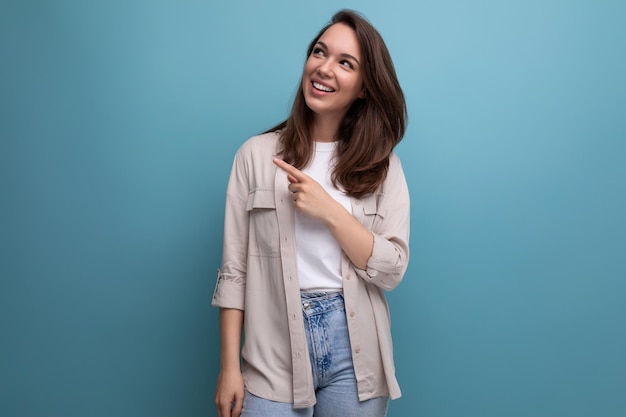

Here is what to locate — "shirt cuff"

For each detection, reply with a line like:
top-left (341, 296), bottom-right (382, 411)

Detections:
top-left (212, 271), bottom-right (246, 310)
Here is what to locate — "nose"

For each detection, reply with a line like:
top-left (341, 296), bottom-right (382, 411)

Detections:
top-left (316, 60), bottom-right (333, 78)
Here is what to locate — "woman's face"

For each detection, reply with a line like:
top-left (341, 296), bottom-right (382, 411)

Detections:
top-left (302, 23), bottom-right (365, 121)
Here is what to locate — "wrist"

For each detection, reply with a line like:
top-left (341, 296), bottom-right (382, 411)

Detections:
top-left (220, 364), bottom-right (242, 373)
top-left (324, 199), bottom-right (349, 229)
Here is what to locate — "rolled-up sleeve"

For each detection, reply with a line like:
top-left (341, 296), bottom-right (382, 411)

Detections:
top-left (354, 154), bottom-right (410, 291)
top-left (211, 147), bottom-right (250, 310)
top-left (212, 269), bottom-right (246, 309)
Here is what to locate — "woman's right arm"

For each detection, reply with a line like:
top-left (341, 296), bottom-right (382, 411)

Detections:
top-left (215, 308), bottom-right (245, 417)
top-left (213, 145), bottom-right (251, 417)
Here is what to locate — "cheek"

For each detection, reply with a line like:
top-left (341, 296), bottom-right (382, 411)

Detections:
top-left (341, 75), bottom-right (363, 96)
top-left (303, 58), bottom-right (316, 74)
top-left (300, 64), bottom-right (312, 90)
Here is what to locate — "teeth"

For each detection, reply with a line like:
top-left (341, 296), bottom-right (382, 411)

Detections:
top-left (313, 82), bottom-right (334, 92)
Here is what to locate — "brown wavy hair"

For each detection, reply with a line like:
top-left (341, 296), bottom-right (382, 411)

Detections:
top-left (267, 9), bottom-right (407, 198)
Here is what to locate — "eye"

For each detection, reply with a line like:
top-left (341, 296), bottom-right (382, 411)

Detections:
top-left (340, 60), bottom-right (354, 69)
top-left (312, 47), bottom-right (325, 56)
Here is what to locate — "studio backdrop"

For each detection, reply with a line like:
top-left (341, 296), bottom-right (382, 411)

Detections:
top-left (1, 1), bottom-right (625, 416)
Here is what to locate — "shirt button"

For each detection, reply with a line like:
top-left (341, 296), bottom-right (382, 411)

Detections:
top-left (349, 311), bottom-right (355, 317)
top-left (354, 199), bottom-right (361, 205)
top-left (354, 347), bottom-right (361, 354)
top-left (346, 274), bottom-right (351, 280)
top-left (291, 313), bottom-right (297, 320)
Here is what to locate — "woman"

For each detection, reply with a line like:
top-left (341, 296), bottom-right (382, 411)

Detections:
top-left (213, 9), bottom-right (410, 417)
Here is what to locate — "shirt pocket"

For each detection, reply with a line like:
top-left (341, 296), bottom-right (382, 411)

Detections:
top-left (246, 189), bottom-right (280, 257)
top-left (362, 194), bottom-right (386, 232)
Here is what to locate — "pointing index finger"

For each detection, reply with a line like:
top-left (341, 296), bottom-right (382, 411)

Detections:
top-left (273, 158), bottom-right (306, 182)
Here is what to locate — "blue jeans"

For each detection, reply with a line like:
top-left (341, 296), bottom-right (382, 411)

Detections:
top-left (241, 292), bottom-right (389, 417)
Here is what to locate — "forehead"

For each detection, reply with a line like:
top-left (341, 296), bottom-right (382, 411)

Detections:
top-left (317, 23), bottom-right (361, 58)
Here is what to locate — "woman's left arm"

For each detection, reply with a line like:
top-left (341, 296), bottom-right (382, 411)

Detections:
top-left (273, 158), bottom-right (374, 269)
top-left (356, 155), bottom-right (410, 291)
top-left (273, 156), bottom-right (410, 286)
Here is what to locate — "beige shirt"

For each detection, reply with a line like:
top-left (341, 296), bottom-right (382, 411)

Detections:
top-left (212, 132), bottom-right (410, 408)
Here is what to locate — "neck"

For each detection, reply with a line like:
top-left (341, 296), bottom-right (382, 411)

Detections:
top-left (310, 114), bottom-right (342, 142)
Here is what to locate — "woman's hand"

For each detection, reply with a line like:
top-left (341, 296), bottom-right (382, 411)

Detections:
top-left (215, 368), bottom-right (244, 417)
top-left (273, 158), bottom-right (339, 222)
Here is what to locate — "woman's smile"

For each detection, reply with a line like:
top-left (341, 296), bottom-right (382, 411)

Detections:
top-left (312, 81), bottom-right (335, 93)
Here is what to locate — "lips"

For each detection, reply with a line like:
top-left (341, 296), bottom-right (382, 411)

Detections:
top-left (312, 81), bottom-right (335, 93)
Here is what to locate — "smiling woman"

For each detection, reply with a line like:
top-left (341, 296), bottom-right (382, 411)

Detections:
top-left (211, 9), bottom-right (409, 417)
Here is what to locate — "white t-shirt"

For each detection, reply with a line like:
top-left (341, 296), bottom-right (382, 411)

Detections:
top-left (295, 141), bottom-right (352, 292)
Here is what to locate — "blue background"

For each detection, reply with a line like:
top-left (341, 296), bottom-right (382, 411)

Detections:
top-left (1, 1), bottom-right (625, 416)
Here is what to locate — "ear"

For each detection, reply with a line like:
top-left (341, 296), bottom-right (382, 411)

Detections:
top-left (359, 86), bottom-right (367, 99)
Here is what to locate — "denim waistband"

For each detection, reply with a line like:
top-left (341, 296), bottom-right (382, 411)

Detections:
top-left (301, 291), bottom-right (343, 301)
top-left (301, 291), bottom-right (344, 317)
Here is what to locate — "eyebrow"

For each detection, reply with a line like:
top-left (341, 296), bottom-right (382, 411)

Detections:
top-left (316, 41), bottom-right (361, 66)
